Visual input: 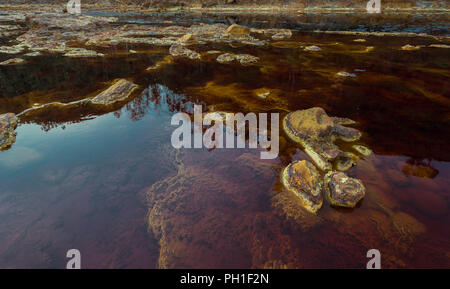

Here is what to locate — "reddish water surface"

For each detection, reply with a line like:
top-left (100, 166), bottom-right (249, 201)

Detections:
top-left (0, 12), bottom-right (449, 268)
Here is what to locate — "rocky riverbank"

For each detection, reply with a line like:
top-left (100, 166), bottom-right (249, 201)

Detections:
top-left (0, 1), bottom-right (448, 11)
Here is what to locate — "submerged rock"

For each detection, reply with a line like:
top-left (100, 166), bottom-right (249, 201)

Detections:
top-left (324, 171), bottom-right (365, 208)
top-left (401, 159), bottom-right (439, 179)
top-left (169, 44), bottom-right (201, 59)
top-left (253, 88), bottom-right (271, 99)
top-left (270, 41), bottom-right (302, 49)
top-left (282, 160), bottom-right (323, 213)
top-left (91, 79), bottom-right (139, 106)
top-left (0, 113), bottom-right (19, 151)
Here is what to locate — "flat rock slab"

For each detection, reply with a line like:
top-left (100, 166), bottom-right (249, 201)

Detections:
top-left (91, 79), bottom-right (139, 106)
top-left (217, 53), bottom-right (259, 65)
top-left (282, 160), bottom-right (323, 214)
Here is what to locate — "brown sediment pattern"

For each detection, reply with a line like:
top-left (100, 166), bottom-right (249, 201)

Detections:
top-left (144, 145), bottom-right (449, 268)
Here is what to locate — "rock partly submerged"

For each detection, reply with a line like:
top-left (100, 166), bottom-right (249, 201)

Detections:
top-left (282, 160), bottom-right (323, 213)
top-left (283, 107), bottom-right (362, 171)
top-left (352, 145), bottom-right (372, 156)
top-left (91, 79), bottom-right (139, 106)
top-left (429, 44), bottom-right (450, 49)
top-left (324, 171), bottom-right (366, 208)
top-left (0, 58), bottom-right (25, 65)
top-left (217, 53), bottom-right (259, 65)
top-left (169, 44), bottom-right (201, 59)
top-left (0, 113), bottom-right (19, 151)
top-left (226, 24), bottom-right (250, 35)
top-left (63, 48), bottom-right (104, 58)
top-left (336, 71), bottom-right (356, 78)
top-left (271, 29), bottom-right (292, 40)
top-left (401, 44), bottom-right (421, 51)
top-left (304, 45), bottom-right (322, 52)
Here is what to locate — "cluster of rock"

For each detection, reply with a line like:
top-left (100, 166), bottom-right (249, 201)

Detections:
top-left (281, 107), bottom-right (370, 213)
top-left (0, 13), bottom-right (117, 58)
top-left (0, 113), bottom-right (19, 151)
top-left (0, 12), bottom-right (288, 66)
top-left (0, 24), bottom-right (25, 38)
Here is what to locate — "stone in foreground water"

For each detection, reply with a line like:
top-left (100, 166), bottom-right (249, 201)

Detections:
top-left (324, 171), bottom-right (365, 208)
top-left (282, 160), bottom-right (323, 213)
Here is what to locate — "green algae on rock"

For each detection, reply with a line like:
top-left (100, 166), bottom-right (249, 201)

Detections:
top-left (0, 113), bottom-right (19, 151)
top-left (324, 171), bottom-right (365, 208)
top-left (91, 79), bottom-right (139, 106)
top-left (282, 160), bottom-right (323, 213)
